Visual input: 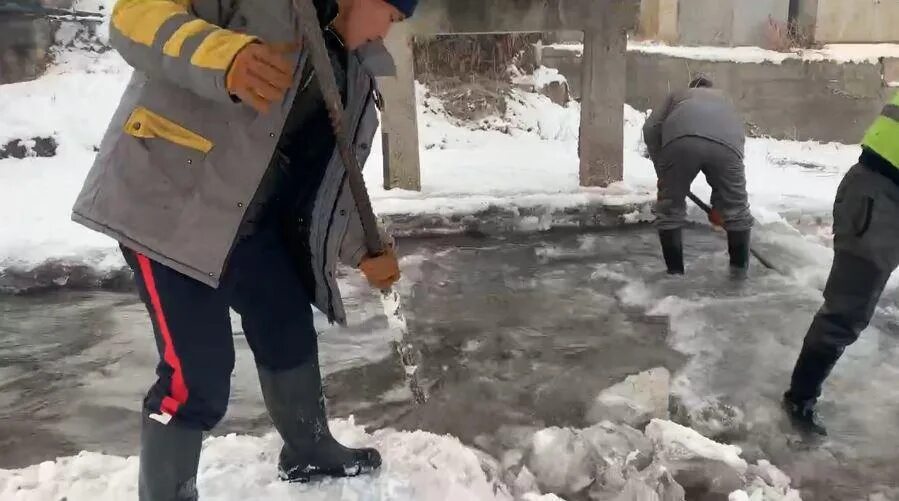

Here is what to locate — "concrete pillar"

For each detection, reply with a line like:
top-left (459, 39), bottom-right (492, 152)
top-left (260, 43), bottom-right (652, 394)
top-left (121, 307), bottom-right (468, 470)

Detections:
top-left (378, 22), bottom-right (421, 191)
top-left (578, 0), bottom-right (627, 187)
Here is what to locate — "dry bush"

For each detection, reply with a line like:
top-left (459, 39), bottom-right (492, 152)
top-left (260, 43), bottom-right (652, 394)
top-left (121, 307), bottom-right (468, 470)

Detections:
top-left (413, 33), bottom-right (540, 83)
top-left (412, 34), bottom-right (541, 121)
top-left (763, 16), bottom-right (818, 52)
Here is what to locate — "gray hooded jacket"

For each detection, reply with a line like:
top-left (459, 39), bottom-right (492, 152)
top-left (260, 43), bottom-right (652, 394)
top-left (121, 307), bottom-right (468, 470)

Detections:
top-left (71, 0), bottom-right (393, 324)
top-left (643, 87), bottom-right (745, 163)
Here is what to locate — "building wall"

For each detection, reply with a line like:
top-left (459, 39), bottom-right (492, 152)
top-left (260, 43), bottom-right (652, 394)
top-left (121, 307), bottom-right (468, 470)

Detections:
top-left (639, 0), bottom-right (678, 43)
top-left (640, 0), bottom-right (899, 46)
top-left (640, 0), bottom-right (790, 47)
top-left (813, 0), bottom-right (899, 43)
top-left (733, 0), bottom-right (790, 46)
top-left (677, 0), bottom-right (734, 46)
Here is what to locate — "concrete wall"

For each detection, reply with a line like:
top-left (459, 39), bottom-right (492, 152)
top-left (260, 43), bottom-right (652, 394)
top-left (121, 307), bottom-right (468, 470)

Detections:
top-left (677, 0), bottom-right (733, 46)
top-left (626, 52), bottom-right (887, 143)
top-left (539, 46), bottom-right (888, 143)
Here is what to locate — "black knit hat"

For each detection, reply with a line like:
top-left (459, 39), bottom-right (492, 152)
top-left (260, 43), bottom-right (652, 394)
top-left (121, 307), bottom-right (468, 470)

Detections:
top-left (385, 0), bottom-right (417, 17)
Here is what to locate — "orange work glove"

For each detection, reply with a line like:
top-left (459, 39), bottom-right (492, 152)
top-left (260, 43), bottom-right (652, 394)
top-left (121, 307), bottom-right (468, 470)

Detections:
top-left (226, 42), bottom-right (296, 113)
top-left (708, 208), bottom-right (725, 228)
top-left (360, 247), bottom-right (401, 290)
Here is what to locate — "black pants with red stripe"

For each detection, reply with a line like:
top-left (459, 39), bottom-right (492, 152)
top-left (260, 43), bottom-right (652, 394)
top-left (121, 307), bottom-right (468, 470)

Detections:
top-left (123, 223), bottom-right (318, 431)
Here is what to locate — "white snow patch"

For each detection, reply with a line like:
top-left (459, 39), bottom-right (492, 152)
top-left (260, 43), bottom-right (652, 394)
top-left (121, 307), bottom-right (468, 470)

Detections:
top-left (555, 41), bottom-right (899, 65)
top-left (730, 491), bottom-right (752, 501)
top-left (0, 418), bottom-right (515, 501)
top-left (587, 368), bottom-right (671, 428)
top-left (503, 89), bottom-right (580, 141)
top-left (521, 494), bottom-right (566, 501)
top-left (527, 427), bottom-right (595, 494)
top-left (645, 419), bottom-right (747, 474)
top-left (629, 41), bottom-right (796, 64)
top-left (512, 66), bottom-right (568, 91)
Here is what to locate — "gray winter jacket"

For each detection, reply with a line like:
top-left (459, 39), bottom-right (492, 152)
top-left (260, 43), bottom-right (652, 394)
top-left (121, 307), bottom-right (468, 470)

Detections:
top-left (643, 88), bottom-right (745, 163)
top-left (71, 0), bottom-right (392, 324)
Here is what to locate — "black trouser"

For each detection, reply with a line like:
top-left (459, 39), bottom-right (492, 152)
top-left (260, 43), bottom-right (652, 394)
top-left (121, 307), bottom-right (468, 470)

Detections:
top-left (789, 163), bottom-right (899, 404)
top-left (123, 222), bottom-right (318, 430)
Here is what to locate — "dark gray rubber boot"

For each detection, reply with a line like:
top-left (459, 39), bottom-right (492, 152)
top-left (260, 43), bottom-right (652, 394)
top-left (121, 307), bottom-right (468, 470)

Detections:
top-left (727, 229), bottom-right (751, 279)
top-left (782, 342), bottom-right (843, 436)
top-left (782, 393), bottom-right (828, 437)
top-left (257, 358), bottom-right (382, 483)
top-left (658, 229), bottom-right (685, 275)
top-left (139, 414), bottom-right (203, 501)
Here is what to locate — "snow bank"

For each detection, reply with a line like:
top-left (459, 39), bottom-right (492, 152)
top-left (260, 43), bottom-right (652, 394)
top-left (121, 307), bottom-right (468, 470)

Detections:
top-left (551, 41), bottom-right (899, 65)
top-left (503, 90), bottom-right (580, 141)
top-left (627, 42), bottom-right (796, 65)
top-left (511, 419), bottom-right (801, 500)
top-left (0, 418), bottom-right (514, 501)
top-left (0, 416), bottom-right (806, 501)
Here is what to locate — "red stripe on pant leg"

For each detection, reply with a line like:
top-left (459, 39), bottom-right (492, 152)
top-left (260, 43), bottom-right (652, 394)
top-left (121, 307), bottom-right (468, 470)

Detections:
top-left (136, 253), bottom-right (189, 416)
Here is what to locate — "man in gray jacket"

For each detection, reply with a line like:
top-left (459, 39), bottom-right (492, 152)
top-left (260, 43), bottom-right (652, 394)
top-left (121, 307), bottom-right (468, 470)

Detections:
top-left (71, 0), bottom-right (415, 498)
top-left (643, 77), bottom-right (753, 277)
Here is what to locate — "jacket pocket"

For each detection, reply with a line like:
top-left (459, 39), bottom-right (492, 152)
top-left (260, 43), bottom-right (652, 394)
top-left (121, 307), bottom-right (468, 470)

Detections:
top-left (124, 106), bottom-right (213, 154)
top-left (854, 196), bottom-right (874, 237)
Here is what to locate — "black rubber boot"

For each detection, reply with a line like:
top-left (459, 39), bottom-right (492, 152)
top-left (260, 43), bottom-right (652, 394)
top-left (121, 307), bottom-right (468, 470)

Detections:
top-left (658, 229), bottom-right (685, 275)
top-left (258, 359), bottom-right (382, 483)
top-left (139, 414), bottom-right (203, 501)
top-left (782, 343), bottom-right (843, 436)
top-left (782, 394), bottom-right (828, 436)
top-left (727, 229), bottom-right (751, 279)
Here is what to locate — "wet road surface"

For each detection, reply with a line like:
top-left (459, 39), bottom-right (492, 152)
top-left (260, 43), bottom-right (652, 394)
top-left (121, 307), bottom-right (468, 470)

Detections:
top-left (2, 226), bottom-right (898, 500)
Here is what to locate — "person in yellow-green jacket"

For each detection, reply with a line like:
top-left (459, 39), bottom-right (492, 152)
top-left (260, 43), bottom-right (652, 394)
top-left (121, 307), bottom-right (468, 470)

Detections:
top-left (783, 92), bottom-right (899, 436)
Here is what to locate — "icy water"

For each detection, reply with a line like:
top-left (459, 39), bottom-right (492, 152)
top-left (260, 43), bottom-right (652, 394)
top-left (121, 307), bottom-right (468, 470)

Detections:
top-left (2, 226), bottom-right (899, 500)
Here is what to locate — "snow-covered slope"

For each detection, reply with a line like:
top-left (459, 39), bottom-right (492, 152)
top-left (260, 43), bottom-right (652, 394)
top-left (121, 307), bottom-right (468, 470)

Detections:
top-left (0, 45), bottom-right (858, 282)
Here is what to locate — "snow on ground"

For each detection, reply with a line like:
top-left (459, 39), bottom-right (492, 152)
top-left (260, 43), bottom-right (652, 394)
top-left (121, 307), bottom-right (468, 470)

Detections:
top-left (1, 415), bottom-right (803, 501)
top-left (0, 418), bottom-right (514, 501)
top-left (0, 47), bottom-right (130, 277)
top-left (549, 40), bottom-right (899, 65)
